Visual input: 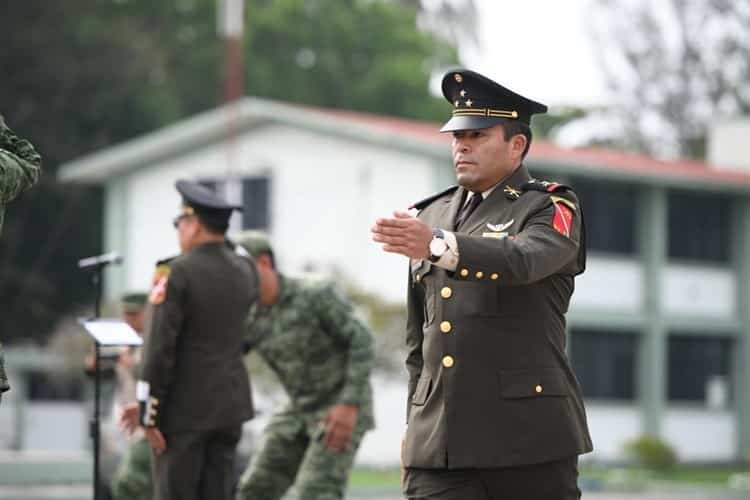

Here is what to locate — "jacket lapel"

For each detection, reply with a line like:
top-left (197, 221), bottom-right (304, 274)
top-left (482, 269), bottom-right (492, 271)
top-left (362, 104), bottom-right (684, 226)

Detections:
top-left (435, 186), bottom-right (466, 231)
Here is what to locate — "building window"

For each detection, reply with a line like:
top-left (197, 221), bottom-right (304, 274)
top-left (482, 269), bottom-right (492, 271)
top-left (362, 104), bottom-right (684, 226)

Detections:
top-left (195, 177), bottom-right (270, 230)
top-left (570, 329), bottom-right (638, 400)
top-left (668, 335), bottom-right (733, 405)
top-left (570, 178), bottom-right (637, 255)
top-left (242, 177), bottom-right (270, 230)
top-left (667, 191), bottom-right (730, 263)
top-left (27, 371), bottom-right (85, 401)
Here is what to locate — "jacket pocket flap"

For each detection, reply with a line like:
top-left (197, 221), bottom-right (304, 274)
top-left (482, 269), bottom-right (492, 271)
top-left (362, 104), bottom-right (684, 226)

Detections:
top-left (499, 368), bottom-right (568, 399)
top-left (411, 376), bottom-right (432, 405)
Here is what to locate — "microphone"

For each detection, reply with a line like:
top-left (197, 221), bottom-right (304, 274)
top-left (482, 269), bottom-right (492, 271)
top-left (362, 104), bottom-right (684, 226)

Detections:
top-left (78, 252), bottom-right (123, 270)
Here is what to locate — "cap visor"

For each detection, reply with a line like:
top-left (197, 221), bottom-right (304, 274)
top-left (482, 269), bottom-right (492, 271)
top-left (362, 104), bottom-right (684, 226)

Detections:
top-left (439, 115), bottom-right (511, 133)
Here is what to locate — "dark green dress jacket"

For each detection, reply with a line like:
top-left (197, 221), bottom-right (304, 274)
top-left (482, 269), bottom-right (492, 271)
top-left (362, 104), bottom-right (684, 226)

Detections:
top-left (139, 241), bottom-right (258, 432)
top-left (403, 165), bottom-right (593, 469)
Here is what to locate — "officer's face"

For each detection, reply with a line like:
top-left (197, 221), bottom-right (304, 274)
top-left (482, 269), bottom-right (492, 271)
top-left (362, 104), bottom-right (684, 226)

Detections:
top-left (123, 309), bottom-right (145, 334)
top-left (451, 124), bottom-right (526, 192)
top-left (175, 215), bottom-right (199, 252)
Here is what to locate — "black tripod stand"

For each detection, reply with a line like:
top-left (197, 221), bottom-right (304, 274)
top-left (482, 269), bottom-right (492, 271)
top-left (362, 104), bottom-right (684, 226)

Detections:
top-left (78, 252), bottom-right (123, 500)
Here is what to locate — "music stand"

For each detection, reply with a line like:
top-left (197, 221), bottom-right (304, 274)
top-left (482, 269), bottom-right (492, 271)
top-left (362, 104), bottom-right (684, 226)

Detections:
top-left (80, 319), bottom-right (142, 500)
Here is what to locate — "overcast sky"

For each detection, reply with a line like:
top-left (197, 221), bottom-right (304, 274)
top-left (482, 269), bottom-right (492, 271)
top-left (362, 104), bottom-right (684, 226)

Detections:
top-left (460, 0), bottom-right (608, 108)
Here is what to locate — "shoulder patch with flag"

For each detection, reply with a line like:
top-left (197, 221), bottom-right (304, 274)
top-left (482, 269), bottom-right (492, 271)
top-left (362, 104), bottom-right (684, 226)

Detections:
top-left (550, 195), bottom-right (576, 238)
top-left (149, 257), bottom-right (174, 305)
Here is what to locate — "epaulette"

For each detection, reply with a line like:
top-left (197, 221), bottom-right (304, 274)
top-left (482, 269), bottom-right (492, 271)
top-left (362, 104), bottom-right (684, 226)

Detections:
top-left (410, 186), bottom-right (459, 211)
top-left (521, 179), bottom-right (572, 194)
top-left (155, 255), bottom-right (178, 267)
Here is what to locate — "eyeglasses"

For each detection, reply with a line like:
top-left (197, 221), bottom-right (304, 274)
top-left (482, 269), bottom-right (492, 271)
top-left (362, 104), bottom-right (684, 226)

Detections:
top-left (172, 214), bottom-right (194, 229)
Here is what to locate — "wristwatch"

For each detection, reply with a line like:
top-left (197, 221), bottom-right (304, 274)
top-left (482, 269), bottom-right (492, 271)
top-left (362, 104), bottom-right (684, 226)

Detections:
top-left (428, 228), bottom-right (448, 263)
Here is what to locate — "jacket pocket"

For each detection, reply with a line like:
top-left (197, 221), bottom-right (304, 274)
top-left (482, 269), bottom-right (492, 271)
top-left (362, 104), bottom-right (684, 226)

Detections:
top-left (447, 279), bottom-right (500, 317)
top-left (498, 368), bottom-right (568, 399)
top-left (411, 376), bottom-right (432, 406)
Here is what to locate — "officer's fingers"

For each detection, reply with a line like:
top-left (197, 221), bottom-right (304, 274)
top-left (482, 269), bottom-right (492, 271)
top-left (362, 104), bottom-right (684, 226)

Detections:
top-left (382, 244), bottom-right (411, 255)
top-left (373, 233), bottom-right (409, 245)
top-left (376, 217), bottom-right (412, 228)
top-left (376, 228), bottom-right (421, 242)
top-left (393, 211), bottom-right (414, 219)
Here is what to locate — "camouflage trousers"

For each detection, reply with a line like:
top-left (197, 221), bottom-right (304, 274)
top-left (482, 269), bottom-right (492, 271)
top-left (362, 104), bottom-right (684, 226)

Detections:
top-left (237, 410), bottom-right (368, 500)
top-left (0, 342), bottom-right (9, 403)
top-left (111, 437), bottom-right (153, 500)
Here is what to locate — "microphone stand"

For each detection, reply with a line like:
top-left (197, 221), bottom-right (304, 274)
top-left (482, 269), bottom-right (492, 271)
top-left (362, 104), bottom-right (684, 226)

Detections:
top-left (79, 256), bottom-right (119, 500)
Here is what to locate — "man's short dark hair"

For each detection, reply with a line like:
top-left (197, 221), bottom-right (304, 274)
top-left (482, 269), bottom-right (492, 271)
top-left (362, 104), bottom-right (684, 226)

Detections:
top-left (197, 215), bottom-right (228, 236)
top-left (501, 121), bottom-right (532, 160)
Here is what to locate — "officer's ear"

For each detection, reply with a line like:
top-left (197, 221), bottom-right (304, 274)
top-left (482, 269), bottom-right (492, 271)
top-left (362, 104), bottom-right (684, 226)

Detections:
top-left (509, 133), bottom-right (528, 160)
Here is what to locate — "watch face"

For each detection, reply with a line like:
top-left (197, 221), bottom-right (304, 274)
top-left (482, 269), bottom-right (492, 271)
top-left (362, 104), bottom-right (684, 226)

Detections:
top-left (430, 237), bottom-right (448, 257)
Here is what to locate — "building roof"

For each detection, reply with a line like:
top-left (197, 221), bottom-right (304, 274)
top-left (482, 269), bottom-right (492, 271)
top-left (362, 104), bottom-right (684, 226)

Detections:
top-left (59, 97), bottom-right (750, 193)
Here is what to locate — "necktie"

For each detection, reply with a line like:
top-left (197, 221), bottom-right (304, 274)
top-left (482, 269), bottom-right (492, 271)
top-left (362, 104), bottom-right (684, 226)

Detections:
top-left (454, 192), bottom-right (483, 230)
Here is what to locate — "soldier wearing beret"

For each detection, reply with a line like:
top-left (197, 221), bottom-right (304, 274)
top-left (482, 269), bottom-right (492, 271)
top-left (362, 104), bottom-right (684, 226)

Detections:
top-left (132, 180), bottom-right (259, 500)
top-left (233, 231), bottom-right (375, 500)
top-left (0, 114), bottom-right (42, 403)
top-left (372, 69), bottom-right (592, 499)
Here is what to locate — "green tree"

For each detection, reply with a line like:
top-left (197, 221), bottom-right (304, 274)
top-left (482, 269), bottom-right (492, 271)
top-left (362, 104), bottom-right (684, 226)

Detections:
top-left (0, 0), bottom-right (456, 343)
top-left (590, 0), bottom-right (750, 158)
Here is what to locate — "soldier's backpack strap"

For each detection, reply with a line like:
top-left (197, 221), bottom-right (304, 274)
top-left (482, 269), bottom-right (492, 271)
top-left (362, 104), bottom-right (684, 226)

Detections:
top-left (410, 185), bottom-right (459, 211)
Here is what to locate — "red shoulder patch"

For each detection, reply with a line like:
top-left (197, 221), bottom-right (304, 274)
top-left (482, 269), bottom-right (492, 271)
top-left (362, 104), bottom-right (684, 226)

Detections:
top-left (149, 276), bottom-right (168, 305)
top-left (552, 203), bottom-right (574, 238)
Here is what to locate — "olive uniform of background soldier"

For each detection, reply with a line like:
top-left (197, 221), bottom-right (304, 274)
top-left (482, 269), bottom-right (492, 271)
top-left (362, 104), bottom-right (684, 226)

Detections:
top-left (0, 115), bottom-right (42, 403)
top-left (134, 180), bottom-right (258, 500)
top-left (372, 70), bottom-right (592, 500)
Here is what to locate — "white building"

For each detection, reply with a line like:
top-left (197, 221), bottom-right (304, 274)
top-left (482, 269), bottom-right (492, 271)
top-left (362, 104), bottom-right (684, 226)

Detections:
top-left (58, 99), bottom-right (750, 464)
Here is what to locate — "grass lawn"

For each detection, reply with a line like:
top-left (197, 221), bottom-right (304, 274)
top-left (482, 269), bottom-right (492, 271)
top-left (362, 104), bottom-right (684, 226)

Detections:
top-left (580, 463), bottom-right (750, 488)
top-left (349, 468), bottom-right (400, 489)
top-left (348, 465), bottom-right (750, 490)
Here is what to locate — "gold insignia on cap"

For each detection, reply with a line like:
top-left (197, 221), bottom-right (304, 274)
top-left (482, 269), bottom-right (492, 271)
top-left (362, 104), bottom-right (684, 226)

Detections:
top-left (454, 73), bottom-right (463, 83)
top-left (454, 100), bottom-right (460, 107)
top-left (460, 90), bottom-right (467, 97)
top-left (465, 99), bottom-right (473, 107)
top-left (511, 111), bottom-right (519, 118)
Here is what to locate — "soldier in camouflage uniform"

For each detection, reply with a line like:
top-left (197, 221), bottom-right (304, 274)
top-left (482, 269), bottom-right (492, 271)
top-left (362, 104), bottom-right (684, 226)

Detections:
top-left (111, 292), bottom-right (153, 500)
top-left (0, 114), bottom-right (42, 402)
top-left (234, 231), bottom-right (375, 500)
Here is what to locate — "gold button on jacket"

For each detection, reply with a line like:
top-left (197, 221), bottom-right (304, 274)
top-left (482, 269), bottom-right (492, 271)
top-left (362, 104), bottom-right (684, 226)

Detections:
top-left (442, 355), bottom-right (454, 368)
top-left (440, 321), bottom-right (452, 333)
top-left (441, 287), bottom-right (452, 299)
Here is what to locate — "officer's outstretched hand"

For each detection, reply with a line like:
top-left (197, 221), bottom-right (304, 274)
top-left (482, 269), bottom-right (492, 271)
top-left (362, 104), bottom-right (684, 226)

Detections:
top-left (145, 427), bottom-right (167, 455)
top-left (371, 211), bottom-right (432, 259)
top-left (323, 404), bottom-right (358, 453)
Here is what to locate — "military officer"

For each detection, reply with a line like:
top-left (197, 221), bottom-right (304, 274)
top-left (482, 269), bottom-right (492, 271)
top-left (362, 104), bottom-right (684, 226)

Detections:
top-left (372, 69), bottom-right (592, 499)
top-left (233, 231), bottom-right (375, 500)
top-left (133, 180), bottom-right (259, 500)
top-left (0, 114), bottom-right (42, 403)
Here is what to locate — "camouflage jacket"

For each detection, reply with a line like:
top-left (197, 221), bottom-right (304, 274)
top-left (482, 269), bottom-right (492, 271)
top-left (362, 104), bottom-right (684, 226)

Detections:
top-left (0, 346), bottom-right (8, 394)
top-left (0, 115), bottom-right (42, 395)
top-left (245, 275), bottom-right (375, 428)
top-left (0, 114), bottom-right (42, 235)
